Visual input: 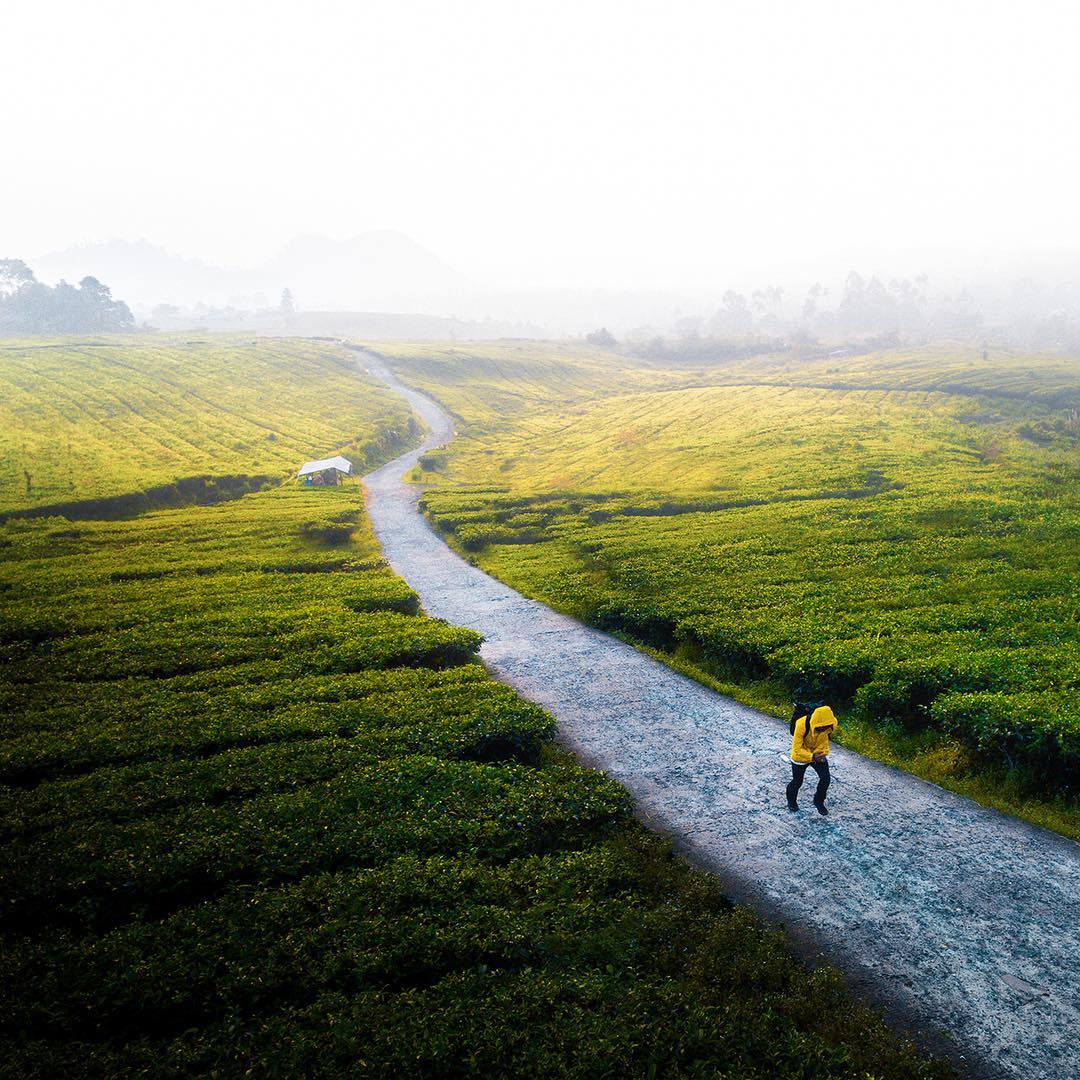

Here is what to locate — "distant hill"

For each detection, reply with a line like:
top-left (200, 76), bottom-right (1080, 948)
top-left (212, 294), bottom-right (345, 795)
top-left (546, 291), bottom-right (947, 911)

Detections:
top-left (263, 231), bottom-right (468, 309)
top-left (32, 241), bottom-right (245, 311)
top-left (32, 231), bottom-right (471, 313)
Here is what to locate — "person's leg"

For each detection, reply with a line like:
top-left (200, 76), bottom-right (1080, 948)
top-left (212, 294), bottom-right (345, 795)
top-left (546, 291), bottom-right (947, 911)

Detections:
top-left (787, 763), bottom-right (808, 809)
top-left (812, 759), bottom-right (831, 809)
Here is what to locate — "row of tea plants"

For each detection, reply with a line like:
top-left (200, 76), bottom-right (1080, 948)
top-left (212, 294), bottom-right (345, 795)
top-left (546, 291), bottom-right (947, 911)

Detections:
top-left (0, 336), bottom-right (416, 514)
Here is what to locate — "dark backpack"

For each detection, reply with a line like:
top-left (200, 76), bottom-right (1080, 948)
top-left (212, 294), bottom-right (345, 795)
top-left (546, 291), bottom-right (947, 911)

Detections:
top-left (790, 701), bottom-right (824, 737)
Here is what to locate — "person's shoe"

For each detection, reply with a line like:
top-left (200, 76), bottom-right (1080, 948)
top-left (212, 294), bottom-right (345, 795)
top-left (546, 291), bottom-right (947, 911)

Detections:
top-left (787, 800), bottom-right (799, 812)
top-left (814, 802), bottom-right (829, 816)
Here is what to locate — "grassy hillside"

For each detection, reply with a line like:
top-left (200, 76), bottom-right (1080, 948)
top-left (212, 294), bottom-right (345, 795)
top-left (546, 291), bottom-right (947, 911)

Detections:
top-left (385, 343), bottom-right (1080, 831)
top-left (372, 340), bottom-right (680, 428)
top-left (699, 347), bottom-right (1080, 406)
top-left (0, 337), bottom-right (945, 1076)
top-left (0, 336), bottom-right (414, 514)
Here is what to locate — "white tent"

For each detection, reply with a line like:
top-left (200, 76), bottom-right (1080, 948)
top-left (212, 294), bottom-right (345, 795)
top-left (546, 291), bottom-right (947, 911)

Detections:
top-left (297, 455), bottom-right (353, 477)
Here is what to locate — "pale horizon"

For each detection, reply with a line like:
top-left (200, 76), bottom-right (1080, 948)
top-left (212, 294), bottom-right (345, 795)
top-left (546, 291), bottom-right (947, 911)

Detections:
top-left (6, 0), bottom-right (1080, 297)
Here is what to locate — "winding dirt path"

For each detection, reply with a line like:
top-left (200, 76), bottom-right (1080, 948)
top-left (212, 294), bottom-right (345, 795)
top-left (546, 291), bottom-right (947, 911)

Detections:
top-left (359, 351), bottom-right (1080, 1080)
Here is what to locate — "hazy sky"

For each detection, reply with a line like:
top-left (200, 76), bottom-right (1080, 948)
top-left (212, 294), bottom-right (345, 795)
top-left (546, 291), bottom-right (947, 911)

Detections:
top-left (4, 0), bottom-right (1079, 289)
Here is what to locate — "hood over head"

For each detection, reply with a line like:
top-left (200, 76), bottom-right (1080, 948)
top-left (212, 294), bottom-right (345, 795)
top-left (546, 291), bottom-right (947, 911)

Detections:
top-left (809, 705), bottom-right (837, 732)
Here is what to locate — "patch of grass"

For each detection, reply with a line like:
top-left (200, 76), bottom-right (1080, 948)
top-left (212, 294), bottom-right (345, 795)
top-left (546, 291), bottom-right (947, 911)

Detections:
top-left (0, 335), bottom-right (416, 513)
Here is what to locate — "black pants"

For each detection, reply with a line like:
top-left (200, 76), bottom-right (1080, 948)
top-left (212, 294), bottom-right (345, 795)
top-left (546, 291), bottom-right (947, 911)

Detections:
top-left (787, 759), bottom-right (830, 806)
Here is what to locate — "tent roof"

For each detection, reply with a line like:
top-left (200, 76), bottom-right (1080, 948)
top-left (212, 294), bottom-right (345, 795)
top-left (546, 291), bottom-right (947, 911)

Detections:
top-left (297, 455), bottom-right (353, 477)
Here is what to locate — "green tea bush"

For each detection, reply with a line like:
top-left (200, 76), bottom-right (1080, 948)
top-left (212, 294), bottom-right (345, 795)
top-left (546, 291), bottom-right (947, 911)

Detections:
top-left (933, 691), bottom-right (1080, 789)
top-left (455, 522), bottom-right (523, 549)
top-left (0, 758), bottom-right (631, 933)
top-left (299, 516), bottom-right (357, 545)
top-left (676, 615), bottom-right (779, 680)
top-left (0, 668), bottom-right (526, 784)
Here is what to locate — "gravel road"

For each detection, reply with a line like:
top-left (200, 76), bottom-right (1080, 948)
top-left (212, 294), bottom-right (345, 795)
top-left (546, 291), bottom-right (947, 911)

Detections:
top-left (359, 351), bottom-right (1080, 1080)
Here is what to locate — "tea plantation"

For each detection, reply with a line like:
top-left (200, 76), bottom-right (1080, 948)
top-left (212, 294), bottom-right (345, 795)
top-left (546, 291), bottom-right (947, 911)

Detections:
top-left (388, 343), bottom-right (1080, 820)
top-left (0, 338), bottom-right (946, 1076)
top-left (0, 336), bottom-right (416, 514)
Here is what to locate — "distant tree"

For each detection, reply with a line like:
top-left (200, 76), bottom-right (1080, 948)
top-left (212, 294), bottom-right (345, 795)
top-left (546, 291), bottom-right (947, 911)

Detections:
top-left (751, 285), bottom-right (784, 320)
top-left (585, 326), bottom-right (616, 347)
top-left (753, 286), bottom-right (786, 334)
top-left (0, 276), bottom-right (52, 334)
top-left (51, 280), bottom-right (83, 332)
top-left (75, 277), bottom-right (135, 332)
top-left (0, 259), bottom-right (34, 297)
top-left (836, 272), bottom-right (908, 336)
top-left (671, 316), bottom-right (703, 338)
top-left (0, 262), bottom-right (133, 334)
top-left (279, 288), bottom-right (295, 315)
top-left (801, 282), bottom-right (824, 325)
top-left (927, 289), bottom-right (983, 340)
top-left (707, 290), bottom-right (753, 337)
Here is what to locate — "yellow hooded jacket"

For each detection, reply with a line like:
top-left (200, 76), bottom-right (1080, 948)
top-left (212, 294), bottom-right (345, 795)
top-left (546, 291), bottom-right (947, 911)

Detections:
top-left (790, 705), bottom-right (838, 764)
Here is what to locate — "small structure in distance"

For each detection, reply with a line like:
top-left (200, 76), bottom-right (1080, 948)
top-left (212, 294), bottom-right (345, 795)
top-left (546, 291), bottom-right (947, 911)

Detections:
top-left (297, 455), bottom-right (352, 487)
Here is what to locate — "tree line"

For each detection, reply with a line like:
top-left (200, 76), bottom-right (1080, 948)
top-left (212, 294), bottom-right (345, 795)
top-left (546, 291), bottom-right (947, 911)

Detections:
top-left (683, 274), bottom-right (983, 343)
top-left (0, 259), bottom-right (134, 334)
top-left (595, 271), bottom-right (1080, 357)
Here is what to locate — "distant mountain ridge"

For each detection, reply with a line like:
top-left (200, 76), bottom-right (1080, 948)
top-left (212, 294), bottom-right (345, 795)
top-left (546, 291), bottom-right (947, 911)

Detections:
top-left (32, 231), bottom-right (470, 313)
top-left (265, 231), bottom-right (467, 304)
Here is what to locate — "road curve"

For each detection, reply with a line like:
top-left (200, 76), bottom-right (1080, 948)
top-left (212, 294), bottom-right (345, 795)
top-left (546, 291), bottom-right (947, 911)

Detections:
top-left (358, 350), bottom-right (1080, 1080)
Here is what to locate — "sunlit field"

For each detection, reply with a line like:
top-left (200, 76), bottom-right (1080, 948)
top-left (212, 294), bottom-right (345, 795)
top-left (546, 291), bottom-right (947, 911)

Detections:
top-left (390, 342), bottom-right (1080, 833)
top-left (0, 337), bottom-right (944, 1076)
top-left (0, 336), bottom-right (415, 514)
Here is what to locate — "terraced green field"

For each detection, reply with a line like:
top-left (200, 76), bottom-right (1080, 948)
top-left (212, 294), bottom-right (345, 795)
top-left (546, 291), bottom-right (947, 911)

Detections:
top-left (385, 342), bottom-right (1080, 827)
top-left (0, 336), bottom-right (415, 514)
top-left (0, 338), bottom-right (943, 1076)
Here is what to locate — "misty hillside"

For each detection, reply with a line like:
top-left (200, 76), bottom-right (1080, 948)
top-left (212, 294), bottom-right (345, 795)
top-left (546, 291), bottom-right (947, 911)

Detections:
top-left (263, 232), bottom-right (468, 308)
top-left (34, 231), bottom-right (469, 313)
top-left (32, 241), bottom-right (249, 311)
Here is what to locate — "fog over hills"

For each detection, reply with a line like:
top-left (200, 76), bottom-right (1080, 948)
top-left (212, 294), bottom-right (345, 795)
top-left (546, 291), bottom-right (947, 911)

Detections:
top-left (27, 231), bottom-right (1080, 348)
top-left (264, 232), bottom-right (468, 308)
top-left (29, 233), bottom-right (709, 336)
top-left (33, 241), bottom-right (251, 311)
top-left (33, 231), bottom-right (470, 315)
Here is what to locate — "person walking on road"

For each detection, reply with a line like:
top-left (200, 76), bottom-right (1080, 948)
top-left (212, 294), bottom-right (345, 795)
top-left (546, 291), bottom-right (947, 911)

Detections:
top-left (787, 704), bottom-right (838, 815)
